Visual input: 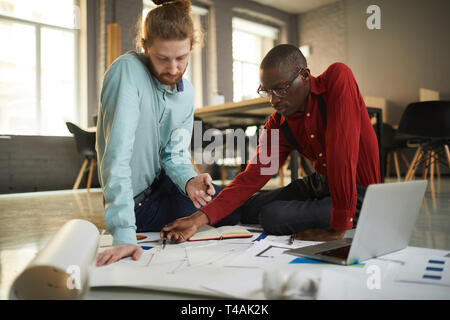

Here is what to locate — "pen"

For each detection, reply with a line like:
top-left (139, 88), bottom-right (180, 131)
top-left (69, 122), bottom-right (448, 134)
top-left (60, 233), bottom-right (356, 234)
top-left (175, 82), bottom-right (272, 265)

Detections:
top-left (288, 234), bottom-right (294, 245)
top-left (162, 232), bottom-right (167, 250)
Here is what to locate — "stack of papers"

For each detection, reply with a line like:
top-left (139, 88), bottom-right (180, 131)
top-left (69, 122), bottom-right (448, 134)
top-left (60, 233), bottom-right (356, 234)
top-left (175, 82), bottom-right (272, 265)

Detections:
top-left (317, 247), bottom-right (450, 300)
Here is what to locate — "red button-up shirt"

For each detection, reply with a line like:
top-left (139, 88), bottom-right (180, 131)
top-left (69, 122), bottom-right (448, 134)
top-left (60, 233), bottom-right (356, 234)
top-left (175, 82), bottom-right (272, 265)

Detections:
top-left (201, 62), bottom-right (380, 230)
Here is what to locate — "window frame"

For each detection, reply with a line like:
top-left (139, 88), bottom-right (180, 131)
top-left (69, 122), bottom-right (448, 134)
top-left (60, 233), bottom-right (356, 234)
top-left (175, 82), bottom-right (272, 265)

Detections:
top-left (231, 15), bottom-right (281, 103)
top-left (0, 9), bottom-right (80, 136)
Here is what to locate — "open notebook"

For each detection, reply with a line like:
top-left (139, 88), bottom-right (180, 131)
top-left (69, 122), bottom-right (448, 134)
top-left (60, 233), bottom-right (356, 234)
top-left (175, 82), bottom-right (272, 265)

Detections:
top-left (188, 225), bottom-right (252, 241)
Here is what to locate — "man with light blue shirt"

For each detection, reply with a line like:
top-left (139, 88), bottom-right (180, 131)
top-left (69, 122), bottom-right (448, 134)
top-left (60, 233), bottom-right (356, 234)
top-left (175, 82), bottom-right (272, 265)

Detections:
top-left (96, 0), bottom-right (241, 266)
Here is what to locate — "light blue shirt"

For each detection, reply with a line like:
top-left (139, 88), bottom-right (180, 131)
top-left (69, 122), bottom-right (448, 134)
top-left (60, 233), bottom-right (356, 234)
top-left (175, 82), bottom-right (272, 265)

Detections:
top-left (96, 51), bottom-right (197, 246)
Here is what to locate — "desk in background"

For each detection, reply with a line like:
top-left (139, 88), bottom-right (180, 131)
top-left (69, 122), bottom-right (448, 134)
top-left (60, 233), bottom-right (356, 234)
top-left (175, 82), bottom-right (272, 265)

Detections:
top-left (195, 98), bottom-right (384, 182)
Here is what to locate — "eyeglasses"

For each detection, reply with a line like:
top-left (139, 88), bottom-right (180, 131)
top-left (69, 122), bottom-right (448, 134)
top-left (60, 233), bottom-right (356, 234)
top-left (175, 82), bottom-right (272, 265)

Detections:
top-left (257, 68), bottom-right (303, 98)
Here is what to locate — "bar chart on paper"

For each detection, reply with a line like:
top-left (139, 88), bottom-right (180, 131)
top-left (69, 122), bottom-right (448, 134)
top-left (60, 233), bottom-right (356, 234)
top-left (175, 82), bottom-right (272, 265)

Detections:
top-left (396, 255), bottom-right (450, 286)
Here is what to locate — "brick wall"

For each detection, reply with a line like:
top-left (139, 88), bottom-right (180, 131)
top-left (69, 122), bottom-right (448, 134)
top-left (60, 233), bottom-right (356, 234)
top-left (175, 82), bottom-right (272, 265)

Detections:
top-left (0, 136), bottom-right (99, 194)
top-left (298, 0), bottom-right (347, 75)
top-left (298, 0), bottom-right (450, 126)
top-left (297, 0), bottom-right (450, 176)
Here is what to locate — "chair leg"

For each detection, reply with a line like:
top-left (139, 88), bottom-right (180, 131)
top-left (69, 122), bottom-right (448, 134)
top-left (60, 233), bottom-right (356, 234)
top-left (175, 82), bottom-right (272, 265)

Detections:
top-left (435, 153), bottom-right (440, 180)
top-left (298, 163), bottom-right (306, 178)
top-left (304, 158), bottom-right (314, 174)
top-left (220, 164), bottom-right (226, 186)
top-left (386, 152), bottom-right (391, 178)
top-left (411, 150), bottom-right (424, 181)
top-left (405, 146), bottom-right (421, 181)
top-left (406, 147), bottom-right (423, 181)
top-left (400, 153), bottom-right (410, 170)
top-left (279, 166), bottom-right (285, 187)
top-left (73, 158), bottom-right (89, 190)
top-left (87, 158), bottom-right (96, 191)
top-left (393, 152), bottom-right (401, 181)
top-left (279, 156), bottom-right (292, 186)
top-left (445, 144), bottom-right (450, 168)
top-left (435, 153), bottom-right (441, 193)
top-left (423, 151), bottom-right (430, 180)
top-left (429, 151), bottom-right (437, 210)
top-left (429, 151), bottom-right (435, 185)
top-left (296, 156), bottom-right (306, 178)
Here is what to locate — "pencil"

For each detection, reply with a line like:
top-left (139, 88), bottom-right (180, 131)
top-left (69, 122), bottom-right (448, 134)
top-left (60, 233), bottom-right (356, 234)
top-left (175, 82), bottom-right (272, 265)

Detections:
top-left (289, 234), bottom-right (294, 245)
top-left (162, 231), bottom-right (167, 249)
top-left (162, 236), bottom-right (167, 249)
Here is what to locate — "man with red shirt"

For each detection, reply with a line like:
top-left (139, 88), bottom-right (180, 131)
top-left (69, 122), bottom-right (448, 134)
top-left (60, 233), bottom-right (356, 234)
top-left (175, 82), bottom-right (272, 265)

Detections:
top-left (162, 44), bottom-right (380, 242)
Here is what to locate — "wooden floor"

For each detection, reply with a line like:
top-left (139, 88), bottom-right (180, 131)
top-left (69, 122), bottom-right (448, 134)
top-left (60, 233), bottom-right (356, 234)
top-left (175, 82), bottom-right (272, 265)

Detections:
top-left (1, 178), bottom-right (449, 299)
top-left (0, 189), bottom-right (105, 299)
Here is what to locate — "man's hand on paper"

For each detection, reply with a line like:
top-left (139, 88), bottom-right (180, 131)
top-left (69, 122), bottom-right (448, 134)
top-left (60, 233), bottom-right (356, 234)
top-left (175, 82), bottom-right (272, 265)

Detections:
top-left (185, 173), bottom-right (216, 208)
top-left (96, 244), bottom-right (143, 266)
top-left (161, 210), bottom-right (209, 243)
top-left (293, 228), bottom-right (346, 242)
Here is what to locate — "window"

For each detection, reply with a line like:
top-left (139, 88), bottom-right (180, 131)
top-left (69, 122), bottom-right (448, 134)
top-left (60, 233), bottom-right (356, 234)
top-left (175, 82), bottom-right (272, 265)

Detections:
top-left (232, 17), bottom-right (279, 102)
top-left (142, 0), bottom-right (207, 108)
top-left (0, 0), bottom-right (79, 136)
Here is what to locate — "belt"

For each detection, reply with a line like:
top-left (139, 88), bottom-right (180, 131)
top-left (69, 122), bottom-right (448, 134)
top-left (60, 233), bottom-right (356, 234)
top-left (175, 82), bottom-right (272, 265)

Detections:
top-left (134, 176), bottom-right (162, 207)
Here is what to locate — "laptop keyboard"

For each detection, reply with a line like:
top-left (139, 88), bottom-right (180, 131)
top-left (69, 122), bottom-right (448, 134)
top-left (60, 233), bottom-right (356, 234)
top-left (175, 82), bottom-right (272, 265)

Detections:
top-left (318, 245), bottom-right (351, 259)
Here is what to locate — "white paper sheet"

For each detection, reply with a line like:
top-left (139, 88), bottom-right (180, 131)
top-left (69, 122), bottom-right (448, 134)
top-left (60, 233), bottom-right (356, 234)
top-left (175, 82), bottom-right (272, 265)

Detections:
top-left (202, 268), bottom-right (266, 299)
top-left (89, 241), bottom-right (254, 297)
top-left (203, 264), bottom-right (340, 300)
top-left (226, 239), bottom-right (316, 268)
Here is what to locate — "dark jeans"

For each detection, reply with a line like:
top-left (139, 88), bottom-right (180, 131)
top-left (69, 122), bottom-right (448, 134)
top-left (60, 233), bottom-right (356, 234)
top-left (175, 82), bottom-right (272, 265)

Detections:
top-left (240, 173), bottom-right (366, 235)
top-left (134, 170), bottom-right (242, 232)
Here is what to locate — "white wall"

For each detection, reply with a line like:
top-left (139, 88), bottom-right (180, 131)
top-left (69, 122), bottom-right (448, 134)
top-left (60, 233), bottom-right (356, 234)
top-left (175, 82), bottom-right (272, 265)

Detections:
top-left (299, 0), bottom-right (450, 125)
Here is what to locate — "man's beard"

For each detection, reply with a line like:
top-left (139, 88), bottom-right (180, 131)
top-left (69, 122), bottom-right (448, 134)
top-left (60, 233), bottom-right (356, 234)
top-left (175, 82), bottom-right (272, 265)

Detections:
top-left (147, 57), bottom-right (188, 86)
top-left (157, 71), bottom-right (184, 85)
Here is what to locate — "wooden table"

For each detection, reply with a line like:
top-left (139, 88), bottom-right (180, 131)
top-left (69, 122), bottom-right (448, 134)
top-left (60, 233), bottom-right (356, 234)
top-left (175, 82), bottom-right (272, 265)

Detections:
top-left (195, 98), bottom-right (384, 182)
top-left (194, 97), bottom-right (272, 129)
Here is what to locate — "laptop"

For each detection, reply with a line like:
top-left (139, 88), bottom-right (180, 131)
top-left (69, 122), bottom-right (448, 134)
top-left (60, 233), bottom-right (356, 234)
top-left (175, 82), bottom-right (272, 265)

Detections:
top-left (284, 180), bottom-right (428, 265)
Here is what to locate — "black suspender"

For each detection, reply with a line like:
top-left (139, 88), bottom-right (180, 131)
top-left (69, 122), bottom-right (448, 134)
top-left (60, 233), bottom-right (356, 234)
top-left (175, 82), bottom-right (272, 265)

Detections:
top-left (277, 114), bottom-right (302, 151)
top-left (317, 94), bottom-right (327, 128)
top-left (275, 94), bottom-right (327, 152)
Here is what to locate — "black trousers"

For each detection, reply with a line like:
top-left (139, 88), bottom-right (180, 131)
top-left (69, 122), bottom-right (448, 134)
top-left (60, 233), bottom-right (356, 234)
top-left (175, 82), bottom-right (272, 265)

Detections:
top-left (134, 170), bottom-right (242, 232)
top-left (240, 173), bottom-right (367, 235)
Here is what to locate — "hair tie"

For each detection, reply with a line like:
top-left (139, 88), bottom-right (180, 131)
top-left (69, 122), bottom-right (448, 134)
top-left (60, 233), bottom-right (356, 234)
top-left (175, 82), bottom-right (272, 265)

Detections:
top-left (156, 0), bottom-right (178, 6)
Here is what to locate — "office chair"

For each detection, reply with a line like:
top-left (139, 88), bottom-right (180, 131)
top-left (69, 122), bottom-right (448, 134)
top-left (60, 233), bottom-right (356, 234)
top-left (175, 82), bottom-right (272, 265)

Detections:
top-left (397, 101), bottom-right (450, 182)
top-left (66, 122), bottom-right (97, 190)
top-left (380, 123), bottom-right (410, 180)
